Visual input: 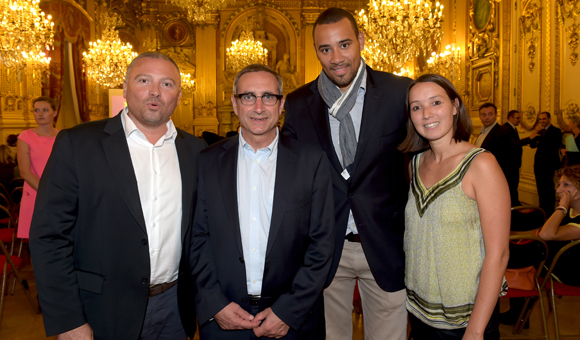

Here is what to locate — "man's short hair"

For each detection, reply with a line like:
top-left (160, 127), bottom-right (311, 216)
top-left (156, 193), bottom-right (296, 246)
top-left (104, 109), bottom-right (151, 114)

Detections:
top-left (33, 96), bottom-right (57, 111)
top-left (313, 8), bottom-right (359, 39)
top-left (507, 110), bottom-right (520, 119)
top-left (125, 51), bottom-right (181, 84)
top-left (539, 111), bottom-right (551, 119)
top-left (479, 102), bottom-right (497, 113)
top-left (233, 64), bottom-right (283, 96)
top-left (399, 73), bottom-right (472, 153)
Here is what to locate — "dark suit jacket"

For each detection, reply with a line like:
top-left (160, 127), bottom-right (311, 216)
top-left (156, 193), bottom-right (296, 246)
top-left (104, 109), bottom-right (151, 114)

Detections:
top-left (281, 66), bottom-right (411, 292)
top-left (530, 124), bottom-right (562, 172)
top-left (29, 114), bottom-right (205, 339)
top-left (498, 123), bottom-right (532, 173)
top-left (480, 123), bottom-right (505, 162)
top-left (189, 134), bottom-right (335, 340)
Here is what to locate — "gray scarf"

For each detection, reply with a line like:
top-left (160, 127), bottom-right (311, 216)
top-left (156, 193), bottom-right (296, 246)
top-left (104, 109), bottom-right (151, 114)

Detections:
top-left (318, 58), bottom-right (366, 172)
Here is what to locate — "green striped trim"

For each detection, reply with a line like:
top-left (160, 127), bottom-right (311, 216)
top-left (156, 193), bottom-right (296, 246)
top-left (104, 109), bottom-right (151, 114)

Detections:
top-left (411, 148), bottom-right (486, 218)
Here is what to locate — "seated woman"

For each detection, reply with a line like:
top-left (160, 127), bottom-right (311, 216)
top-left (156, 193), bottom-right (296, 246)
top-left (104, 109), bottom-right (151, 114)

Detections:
top-left (399, 74), bottom-right (510, 340)
top-left (538, 165), bottom-right (580, 241)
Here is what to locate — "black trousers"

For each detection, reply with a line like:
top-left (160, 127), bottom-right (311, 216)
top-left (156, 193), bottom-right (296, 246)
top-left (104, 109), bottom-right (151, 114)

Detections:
top-left (409, 301), bottom-right (500, 340)
top-left (535, 167), bottom-right (557, 216)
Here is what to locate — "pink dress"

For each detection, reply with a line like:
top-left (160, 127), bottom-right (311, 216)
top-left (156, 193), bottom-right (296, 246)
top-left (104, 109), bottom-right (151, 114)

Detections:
top-left (17, 129), bottom-right (58, 239)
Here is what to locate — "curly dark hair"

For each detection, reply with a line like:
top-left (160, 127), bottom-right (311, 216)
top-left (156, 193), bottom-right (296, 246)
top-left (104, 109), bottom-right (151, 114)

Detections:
top-left (558, 165), bottom-right (580, 189)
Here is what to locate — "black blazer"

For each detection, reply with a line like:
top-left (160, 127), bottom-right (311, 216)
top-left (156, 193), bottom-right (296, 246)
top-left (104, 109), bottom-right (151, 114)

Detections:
top-left (29, 114), bottom-right (205, 339)
top-left (189, 134), bottom-right (335, 340)
top-left (498, 123), bottom-right (532, 172)
top-left (480, 123), bottom-right (505, 161)
top-left (281, 66), bottom-right (411, 292)
top-left (530, 124), bottom-right (562, 172)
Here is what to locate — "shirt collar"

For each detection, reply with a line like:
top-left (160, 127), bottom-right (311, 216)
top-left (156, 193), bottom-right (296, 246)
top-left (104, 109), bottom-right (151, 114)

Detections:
top-left (508, 121), bottom-right (517, 130)
top-left (481, 121), bottom-right (497, 134)
top-left (121, 107), bottom-right (177, 144)
top-left (238, 128), bottom-right (279, 159)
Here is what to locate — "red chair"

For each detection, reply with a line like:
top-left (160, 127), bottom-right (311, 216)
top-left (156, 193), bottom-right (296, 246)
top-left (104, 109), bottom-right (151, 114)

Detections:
top-left (0, 207), bottom-right (39, 323)
top-left (543, 239), bottom-right (580, 340)
top-left (501, 235), bottom-right (549, 339)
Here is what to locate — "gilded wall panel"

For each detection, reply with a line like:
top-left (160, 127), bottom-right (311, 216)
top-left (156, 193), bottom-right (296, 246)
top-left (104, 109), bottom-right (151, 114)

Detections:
top-left (557, 0), bottom-right (580, 130)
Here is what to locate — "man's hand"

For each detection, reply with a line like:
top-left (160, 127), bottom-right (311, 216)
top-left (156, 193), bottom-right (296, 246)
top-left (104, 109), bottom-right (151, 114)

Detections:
top-left (253, 308), bottom-right (290, 339)
top-left (57, 323), bottom-right (93, 340)
top-left (214, 302), bottom-right (259, 330)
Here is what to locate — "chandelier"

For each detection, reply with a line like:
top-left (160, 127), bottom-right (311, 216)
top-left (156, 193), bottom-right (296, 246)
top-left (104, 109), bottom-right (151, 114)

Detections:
top-left (226, 30), bottom-right (268, 72)
top-left (82, 12), bottom-right (137, 88)
top-left (361, 38), bottom-right (389, 72)
top-left (181, 72), bottom-right (196, 96)
top-left (0, 0), bottom-right (54, 72)
top-left (170, 0), bottom-right (234, 23)
top-left (357, 0), bottom-right (444, 71)
top-left (24, 51), bottom-right (51, 88)
top-left (424, 44), bottom-right (461, 85)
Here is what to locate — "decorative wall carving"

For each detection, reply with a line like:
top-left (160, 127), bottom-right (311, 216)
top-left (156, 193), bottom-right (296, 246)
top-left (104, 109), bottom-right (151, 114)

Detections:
top-left (521, 104), bottom-right (538, 130)
top-left (566, 23), bottom-right (579, 65)
top-left (520, 2), bottom-right (541, 72)
top-left (557, 0), bottom-right (580, 65)
top-left (556, 100), bottom-right (580, 128)
top-left (221, 0), bottom-right (300, 38)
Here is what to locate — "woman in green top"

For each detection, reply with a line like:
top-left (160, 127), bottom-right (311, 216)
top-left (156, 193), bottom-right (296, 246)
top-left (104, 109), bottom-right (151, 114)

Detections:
top-left (399, 74), bottom-right (510, 340)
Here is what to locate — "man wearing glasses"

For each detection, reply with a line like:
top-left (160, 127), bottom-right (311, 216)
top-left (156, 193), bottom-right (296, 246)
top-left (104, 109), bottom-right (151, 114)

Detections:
top-left (186, 64), bottom-right (335, 339)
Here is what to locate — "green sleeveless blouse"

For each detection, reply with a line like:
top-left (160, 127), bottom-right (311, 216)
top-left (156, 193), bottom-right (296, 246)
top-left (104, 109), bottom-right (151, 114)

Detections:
top-left (404, 148), bottom-right (507, 329)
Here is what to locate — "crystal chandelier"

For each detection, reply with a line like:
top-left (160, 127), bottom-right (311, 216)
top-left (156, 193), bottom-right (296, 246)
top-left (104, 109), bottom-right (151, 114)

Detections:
top-left (424, 44), bottom-right (461, 85)
top-left (170, 0), bottom-right (234, 23)
top-left (181, 72), bottom-right (196, 96)
top-left (0, 0), bottom-right (54, 71)
top-left (24, 51), bottom-right (51, 88)
top-left (357, 0), bottom-right (444, 71)
top-left (82, 12), bottom-right (137, 88)
top-left (226, 30), bottom-right (268, 72)
top-left (361, 38), bottom-right (389, 72)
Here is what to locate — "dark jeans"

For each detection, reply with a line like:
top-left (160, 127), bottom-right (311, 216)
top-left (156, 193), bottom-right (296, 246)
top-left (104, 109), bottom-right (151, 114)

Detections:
top-left (409, 300), bottom-right (500, 340)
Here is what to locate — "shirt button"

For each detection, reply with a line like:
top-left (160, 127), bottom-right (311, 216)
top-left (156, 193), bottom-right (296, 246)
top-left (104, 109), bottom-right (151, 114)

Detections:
top-left (154, 197), bottom-right (158, 201)
top-left (253, 280), bottom-right (257, 283)
top-left (254, 160), bottom-right (258, 163)
top-left (151, 249), bottom-right (156, 254)
top-left (153, 223), bottom-right (156, 228)
top-left (252, 217), bottom-right (256, 222)
top-left (252, 249), bottom-right (256, 253)
top-left (252, 187), bottom-right (256, 191)
top-left (154, 170), bottom-right (158, 174)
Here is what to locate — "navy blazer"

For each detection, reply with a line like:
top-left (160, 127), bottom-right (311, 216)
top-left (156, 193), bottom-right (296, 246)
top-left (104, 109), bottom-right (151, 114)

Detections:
top-left (189, 134), bottom-right (335, 340)
top-left (30, 114), bottom-right (205, 339)
top-left (282, 66), bottom-right (411, 292)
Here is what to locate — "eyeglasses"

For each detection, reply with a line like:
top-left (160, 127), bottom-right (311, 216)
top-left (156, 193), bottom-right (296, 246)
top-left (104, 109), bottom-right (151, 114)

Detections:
top-left (235, 93), bottom-right (283, 106)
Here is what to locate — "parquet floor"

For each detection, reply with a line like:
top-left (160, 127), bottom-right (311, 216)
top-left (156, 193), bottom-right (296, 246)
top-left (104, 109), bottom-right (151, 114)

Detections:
top-left (1, 250), bottom-right (579, 339)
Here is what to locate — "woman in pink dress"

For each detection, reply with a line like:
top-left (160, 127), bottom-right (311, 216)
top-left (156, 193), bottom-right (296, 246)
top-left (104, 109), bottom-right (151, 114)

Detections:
top-left (16, 97), bottom-right (60, 239)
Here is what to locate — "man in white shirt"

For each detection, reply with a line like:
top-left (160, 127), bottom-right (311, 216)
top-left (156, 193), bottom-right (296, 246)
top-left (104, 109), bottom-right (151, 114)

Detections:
top-left (30, 52), bottom-right (205, 340)
top-left (188, 64), bottom-right (335, 340)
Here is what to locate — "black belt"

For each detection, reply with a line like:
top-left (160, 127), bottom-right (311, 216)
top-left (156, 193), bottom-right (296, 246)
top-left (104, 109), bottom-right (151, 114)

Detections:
top-left (248, 295), bottom-right (261, 306)
top-left (149, 280), bottom-right (177, 298)
top-left (345, 233), bottom-right (361, 243)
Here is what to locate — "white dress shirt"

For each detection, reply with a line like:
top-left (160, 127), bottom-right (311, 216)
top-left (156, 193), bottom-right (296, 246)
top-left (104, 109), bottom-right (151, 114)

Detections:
top-left (237, 129), bottom-right (279, 295)
top-left (121, 108), bottom-right (182, 285)
top-left (475, 121), bottom-right (498, 147)
top-left (328, 70), bottom-right (366, 235)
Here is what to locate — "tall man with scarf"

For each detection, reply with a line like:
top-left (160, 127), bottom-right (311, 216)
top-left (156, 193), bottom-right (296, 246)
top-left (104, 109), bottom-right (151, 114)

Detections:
top-left (282, 8), bottom-right (412, 340)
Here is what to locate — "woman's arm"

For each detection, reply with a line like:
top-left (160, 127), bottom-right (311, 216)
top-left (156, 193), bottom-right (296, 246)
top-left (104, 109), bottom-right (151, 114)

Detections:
top-left (538, 192), bottom-right (580, 241)
top-left (17, 138), bottom-right (40, 191)
top-left (463, 152), bottom-right (511, 340)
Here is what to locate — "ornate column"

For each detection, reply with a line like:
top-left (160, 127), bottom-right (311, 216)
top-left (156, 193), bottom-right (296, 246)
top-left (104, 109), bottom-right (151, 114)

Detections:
top-left (302, 9), bottom-right (321, 84)
top-left (193, 14), bottom-right (220, 136)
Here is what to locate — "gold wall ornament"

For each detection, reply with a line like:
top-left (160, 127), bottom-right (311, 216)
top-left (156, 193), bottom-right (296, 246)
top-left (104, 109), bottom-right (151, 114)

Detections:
top-left (0, 0), bottom-right (54, 71)
top-left (527, 37), bottom-right (538, 72)
top-left (567, 23), bottom-right (579, 65)
top-left (170, 0), bottom-right (234, 23)
top-left (356, 0), bottom-right (444, 71)
top-left (520, 104), bottom-right (538, 130)
top-left (82, 12), bottom-right (138, 88)
top-left (226, 30), bottom-right (268, 72)
top-left (520, 3), bottom-right (542, 73)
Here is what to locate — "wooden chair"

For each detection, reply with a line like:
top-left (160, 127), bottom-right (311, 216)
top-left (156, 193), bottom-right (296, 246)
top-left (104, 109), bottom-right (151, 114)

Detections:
top-left (542, 239), bottom-right (580, 340)
top-left (501, 235), bottom-right (549, 339)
